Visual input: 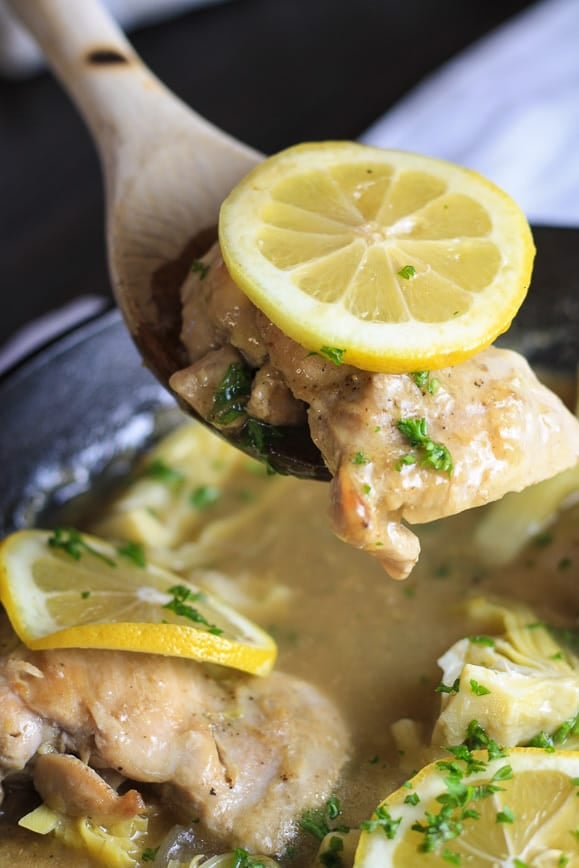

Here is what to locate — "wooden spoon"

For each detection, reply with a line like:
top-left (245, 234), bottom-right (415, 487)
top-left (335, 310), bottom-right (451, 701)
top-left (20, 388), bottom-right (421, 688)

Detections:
top-left (8, 0), bottom-right (329, 479)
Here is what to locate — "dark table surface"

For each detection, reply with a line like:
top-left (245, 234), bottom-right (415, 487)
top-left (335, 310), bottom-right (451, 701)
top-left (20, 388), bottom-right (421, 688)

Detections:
top-left (0, 0), bottom-right (535, 350)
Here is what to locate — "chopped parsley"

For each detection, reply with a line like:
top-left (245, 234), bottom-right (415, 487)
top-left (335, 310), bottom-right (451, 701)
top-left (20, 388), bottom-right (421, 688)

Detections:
top-left (190, 258), bottom-right (210, 280)
top-left (317, 346), bottom-right (346, 366)
top-left (48, 528), bottom-right (116, 567)
top-left (80, 591), bottom-right (91, 599)
top-left (189, 485), bottom-right (221, 509)
top-left (496, 806), bottom-right (516, 824)
top-left (396, 417), bottom-right (453, 474)
top-left (411, 370), bottom-right (440, 395)
top-left (462, 720), bottom-right (507, 760)
top-left (360, 804), bottom-right (402, 839)
top-left (398, 265), bottom-right (416, 280)
top-left (116, 540), bottom-right (146, 568)
top-left (435, 678), bottom-right (460, 695)
top-left (141, 846), bottom-right (160, 862)
top-left (163, 585), bottom-right (223, 635)
top-left (210, 362), bottom-right (253, 426)
top-left (469, 679), bottom-right (491, 696)
top-left (300, 796), bottom-right (349, 841)
top-left (143, 459), bottom-right (185, 489)
top-left (408, 738), bottom-right (514, 857)
top-left (395, 454), bottom-right (417, 469)
top-left (404, 792), bottom-right (420, 806)
top-left (352, 451), bottom-right (369, 465)
top-left (232, 848), bottom-right (267, 868)
top-left (326, 795), bottom-right (342, 821)
top-left (527, 712), bottom-right (579, 752)
top-left (468, 635), bottom-right (495, 647)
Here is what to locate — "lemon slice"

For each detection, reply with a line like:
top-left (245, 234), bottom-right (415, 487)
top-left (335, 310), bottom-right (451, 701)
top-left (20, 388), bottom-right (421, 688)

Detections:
top-left (355, 747), bottom-right (579, 866)
top-left (219, 142), bottom-right (535, 372)
top-left (0, 529), bottom-right (276, 676)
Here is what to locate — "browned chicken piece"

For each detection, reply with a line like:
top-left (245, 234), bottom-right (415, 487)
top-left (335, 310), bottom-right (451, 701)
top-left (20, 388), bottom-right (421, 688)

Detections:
top-left (170, 345), bottom-right (246, 427)
top-left (173, 245), bottom-right (579, 579)
top-left (246, 361), bottom-right (307, 426)
top-left (180, 243), bottom-right (267, 368)
top-left (33, 753), bottom-right (145, 821)
top-left (0, 646), bottom-right (348, 854)
top-left (260, 318), bottom-right (579, 578)
top-left (172, 243), bottom-right (305, 427)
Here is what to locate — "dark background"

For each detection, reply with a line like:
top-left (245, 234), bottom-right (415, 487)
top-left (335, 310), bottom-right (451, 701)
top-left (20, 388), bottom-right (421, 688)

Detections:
top-left (0, 0), bottom-right (535, 348)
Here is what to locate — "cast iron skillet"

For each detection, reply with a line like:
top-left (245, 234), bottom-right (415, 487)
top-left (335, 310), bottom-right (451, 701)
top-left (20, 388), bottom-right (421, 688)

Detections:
top-left (0, 225), bottom-right (577, 537)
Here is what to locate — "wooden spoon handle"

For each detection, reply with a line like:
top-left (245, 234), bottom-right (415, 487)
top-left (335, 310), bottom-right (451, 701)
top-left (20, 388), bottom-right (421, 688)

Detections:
top-left (5, 0), bottom-right (155, 155)
top-left (5, 0), bottom-right (250, 195)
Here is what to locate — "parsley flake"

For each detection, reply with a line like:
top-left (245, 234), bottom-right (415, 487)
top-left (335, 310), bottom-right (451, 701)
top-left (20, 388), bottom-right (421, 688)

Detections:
top-left (468, 635), bottom-right (495, 647)
top-left (436, 678), bottom-right (460, 695)
top-left (463, 720), bottom-right (507, 760)
top-left (352, 451), bottom-right (369, 465)
top-left (300, 796), bottom-right (348, 842)
top-left (232, 848), bottom-right (267, 868)
top-left (189, 485), bottom-right (221, 510)
top-left (210, 362), bottom-right (253, 426)
top-left (412, 370), bottom-right (440, 395)
top-left (326, 795), bottom-right (342, 821)
top-left (143, 459), bottom-right (185, 489)
top-left (163, 585), bottom-right (223, 635)
top-left (496, 806), bottom-right (516, 824)
top-left (320, 346), bottom-right (346, 366)
top-left (48, 528), bottom-right (116, 567)
top-left (141, 846), bottom-right (160, 862)
top-left (398, 265), bottom-right (416, 280)
top-left (190, 258), bottom-right (210, 280)
top-left (116, 540), bottom-right (146, 568)
top-left (469, 679), bottom-right (491, 696)
top-left (360, 805), bottom-right (401, 839)
top-left (396, 417), bottom-right (453, 474)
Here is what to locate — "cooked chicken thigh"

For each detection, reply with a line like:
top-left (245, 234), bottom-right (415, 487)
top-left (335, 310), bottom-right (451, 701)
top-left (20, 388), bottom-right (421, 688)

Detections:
top-left (171, 245), bottom-right (579, 579)
top-left (0, 646), bottom-right (348, 854)
top-left (260, 319), bottom-right (579, 578)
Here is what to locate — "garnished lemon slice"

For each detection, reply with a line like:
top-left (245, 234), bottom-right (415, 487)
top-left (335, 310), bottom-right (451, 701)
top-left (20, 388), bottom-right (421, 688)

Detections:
top-left (219, 142), bottom-right (535, 372)
top-left (355, 747), bottom-right (579, 866)
top-left (0, 529), bottom-right (276, 676)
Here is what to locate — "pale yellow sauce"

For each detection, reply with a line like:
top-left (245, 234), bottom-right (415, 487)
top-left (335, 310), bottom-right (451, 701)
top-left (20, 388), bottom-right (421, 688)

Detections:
top-left (0, 436), bottom-right (577, 866)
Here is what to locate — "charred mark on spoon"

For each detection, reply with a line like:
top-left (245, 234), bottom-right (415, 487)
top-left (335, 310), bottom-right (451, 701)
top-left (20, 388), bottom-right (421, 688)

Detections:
top-left (86, 49), bottom-right (129, 66)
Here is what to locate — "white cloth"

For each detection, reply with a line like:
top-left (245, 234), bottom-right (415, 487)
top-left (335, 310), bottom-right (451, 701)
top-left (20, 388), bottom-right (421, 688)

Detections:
top-left (361, 0), bottom-right (579, 226)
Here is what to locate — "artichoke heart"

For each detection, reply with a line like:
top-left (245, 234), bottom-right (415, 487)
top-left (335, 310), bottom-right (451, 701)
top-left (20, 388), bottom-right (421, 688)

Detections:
top-left (432, 597), bottom-right (579, 749)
